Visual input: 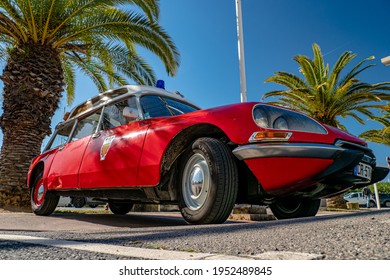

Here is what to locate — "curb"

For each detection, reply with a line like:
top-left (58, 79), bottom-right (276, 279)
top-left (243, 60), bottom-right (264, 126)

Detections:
top-left (230, 205), bottom-right (276, 221)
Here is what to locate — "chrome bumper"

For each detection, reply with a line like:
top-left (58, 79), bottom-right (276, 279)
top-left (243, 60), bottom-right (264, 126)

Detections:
top-left (232, 143), bottom-right (345, 161)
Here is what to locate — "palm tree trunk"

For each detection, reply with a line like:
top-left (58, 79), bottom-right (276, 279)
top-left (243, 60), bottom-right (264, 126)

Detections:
top-left (0, 43), bottom-right (64, 210)
top-left (0, 122), bottom-right (43, 210)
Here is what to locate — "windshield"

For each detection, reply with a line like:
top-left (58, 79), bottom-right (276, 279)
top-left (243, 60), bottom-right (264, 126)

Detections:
top-left (140, 95), bottom-right (198, 118)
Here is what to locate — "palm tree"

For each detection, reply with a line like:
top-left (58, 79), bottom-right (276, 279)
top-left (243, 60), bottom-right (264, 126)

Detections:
top-left (0, 0), bottom-right (180, 209)
top-left (264, 43), bottom-right (390, 130)
top-left (263, 43), bottom-right (390, 208)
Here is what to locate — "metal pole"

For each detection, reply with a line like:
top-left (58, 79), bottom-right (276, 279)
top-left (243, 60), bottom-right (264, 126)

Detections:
top-left (381, 56), bottom-right (390, 66)
top-left (374, 183), bottom-right (381, 209)
top-left (235, 0), bottom-right (247, 102)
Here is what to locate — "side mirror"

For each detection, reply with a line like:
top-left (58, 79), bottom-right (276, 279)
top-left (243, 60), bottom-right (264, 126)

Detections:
top-left (122, 107), bottom-right (139, 120)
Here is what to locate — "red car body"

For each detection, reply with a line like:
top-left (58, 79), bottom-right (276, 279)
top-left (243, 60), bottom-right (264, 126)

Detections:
top-left (27, 85), bottom-right (389, 224)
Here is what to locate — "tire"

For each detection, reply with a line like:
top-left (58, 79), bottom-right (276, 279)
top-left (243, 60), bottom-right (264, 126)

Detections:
top-left (269, 199), bottom-right (321, 220)
top-left (71, 197), bottom-right (86, 208)
top-left (108, 201), bottom-right (134, 215)
top-left (88, 203), bottom-right (98, 208)
top-left (369, 200), bottom-right (376, 208)
top-left (384, 201), bottom-right (390, 208)
top-left (31, 171), bottom-right (59, 216)
top-left (178, 137), bottom-right (238, 224)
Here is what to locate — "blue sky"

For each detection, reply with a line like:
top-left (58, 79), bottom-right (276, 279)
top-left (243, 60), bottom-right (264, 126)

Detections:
top-left (1, 0), bottom-right (390, 168)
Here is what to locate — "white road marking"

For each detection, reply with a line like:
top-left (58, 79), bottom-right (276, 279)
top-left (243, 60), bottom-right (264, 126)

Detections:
top-left (251, 251), bottom-right (324, 260)
top-left (0, 234), bottom-right (246, 260)
top-left (0, 234), bottom-right (323, 260)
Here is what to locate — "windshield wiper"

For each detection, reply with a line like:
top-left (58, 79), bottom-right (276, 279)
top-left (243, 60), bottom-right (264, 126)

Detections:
top-left (166, 104), bottom-right (184, 115)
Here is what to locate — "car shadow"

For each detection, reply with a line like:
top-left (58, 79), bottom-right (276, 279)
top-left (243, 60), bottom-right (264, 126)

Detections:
top-left (17, 208), bottom-right (381, 256)
top-left (51, 211), bottom-right (188, 228)
top-left (49, 208), bottom-right (390, 239)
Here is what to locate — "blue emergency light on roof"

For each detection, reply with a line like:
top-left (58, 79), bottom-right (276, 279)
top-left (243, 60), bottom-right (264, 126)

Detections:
top-left (156, 80), bottom-right (165, 89)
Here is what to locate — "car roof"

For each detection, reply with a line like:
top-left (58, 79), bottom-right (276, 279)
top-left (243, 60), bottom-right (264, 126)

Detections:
top-left (65, 85), bottom-right (200, 122)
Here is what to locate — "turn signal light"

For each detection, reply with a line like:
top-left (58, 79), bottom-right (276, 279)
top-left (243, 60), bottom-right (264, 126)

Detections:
top-left (250, 131), bottom-right (292, 142)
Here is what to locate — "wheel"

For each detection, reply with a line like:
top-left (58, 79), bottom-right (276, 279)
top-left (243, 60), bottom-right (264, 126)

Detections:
top-left (384, 201), bottom-right (390, 208)
top-left (71, 197), bottom-right (86, 208)
top-left (30, 171), bottom-right (59, 216)
top-left (369, 200), bottom-right (376, 208)
top-left (88, 203), bottom-right (98, 208)
top-left (108, 201), bottom-right (133, 215)
top-left (178, 137), bottom-right (238, 224)
top-left (269, 199), bottom-right (321, 220)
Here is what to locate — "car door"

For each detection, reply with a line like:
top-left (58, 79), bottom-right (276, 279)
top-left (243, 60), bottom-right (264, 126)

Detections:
top-left (358, 193), bottom-right (366, 205)
top-left (47, 110), bottom-right (101, 190)
top-left (78, 97), bottom-right (149, 188)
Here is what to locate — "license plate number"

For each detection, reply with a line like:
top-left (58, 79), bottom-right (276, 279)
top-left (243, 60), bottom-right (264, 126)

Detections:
top-left (354, 162), bottom-right (372, 180)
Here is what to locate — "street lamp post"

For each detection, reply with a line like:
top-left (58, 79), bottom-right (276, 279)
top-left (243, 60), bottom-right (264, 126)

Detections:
top-left (381, 56), bottom-right (390, 66)
top-left (235, 0), bottom-right (247, 103)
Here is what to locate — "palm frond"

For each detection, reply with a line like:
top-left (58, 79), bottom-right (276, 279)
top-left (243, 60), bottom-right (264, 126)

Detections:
top-left (339, 56), bottom-right (375, 87)
top-left (294, 54), bottom-right (318, 88)
top-left (61, 57), bottom-right (76, 105)
top-left (359, 129), bottom-right (390, 146)
top-left (0, 0), bottom-right (179, 107)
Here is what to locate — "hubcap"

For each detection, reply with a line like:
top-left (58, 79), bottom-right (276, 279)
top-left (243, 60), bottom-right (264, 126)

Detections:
top-left (182, 154), bottom-right (210, 210)
top-left (33, 180), bottom-right (45, 206)
top-left (37, 184), bottom-right (45, 201)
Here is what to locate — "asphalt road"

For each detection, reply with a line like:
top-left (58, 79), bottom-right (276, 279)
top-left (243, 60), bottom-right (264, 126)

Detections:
top-left (1, 208), bottom-right (390, 260)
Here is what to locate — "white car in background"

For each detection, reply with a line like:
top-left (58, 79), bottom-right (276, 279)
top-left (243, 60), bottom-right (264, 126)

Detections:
top-left (70, 197), bottom-right (104, 208)
top-left (343, 192), bottom-right (375, 207)
top-left (57, 196), bottom-right (72, 207)
top-left (56, 196), bottom-right (104, 208)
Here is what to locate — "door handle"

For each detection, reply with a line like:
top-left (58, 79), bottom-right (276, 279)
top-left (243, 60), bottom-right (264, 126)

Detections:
top-left (92, 133), bottom-right (101, 139)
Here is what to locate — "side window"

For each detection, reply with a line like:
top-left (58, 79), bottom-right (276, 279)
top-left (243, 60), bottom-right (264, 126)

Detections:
top-left (46, 122), bottom-right (74, 150)
top-left (122, 96), bottom-right (140, 122)
top-left (70, 110), bottom-right (101, 142)
top-left (101, 97), bottom-right (139, 130)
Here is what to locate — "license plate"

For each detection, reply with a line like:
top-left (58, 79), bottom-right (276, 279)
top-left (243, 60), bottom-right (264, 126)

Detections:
top-left (354, 162), bottom-right (372, 180)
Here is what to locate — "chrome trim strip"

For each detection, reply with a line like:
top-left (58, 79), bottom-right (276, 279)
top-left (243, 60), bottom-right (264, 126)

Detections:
top-left (335, 140), bottom-right (370, 152)
top-left (232, 143), bottom-right (345, 160)
top-left (335, 140), bottom-right (375, 164)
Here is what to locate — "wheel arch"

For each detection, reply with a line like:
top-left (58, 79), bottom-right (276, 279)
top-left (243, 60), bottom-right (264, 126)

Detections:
top-left (29, 162), bottom-right (44, 189)
top-left (161, 123), bottom-right (229, 176)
